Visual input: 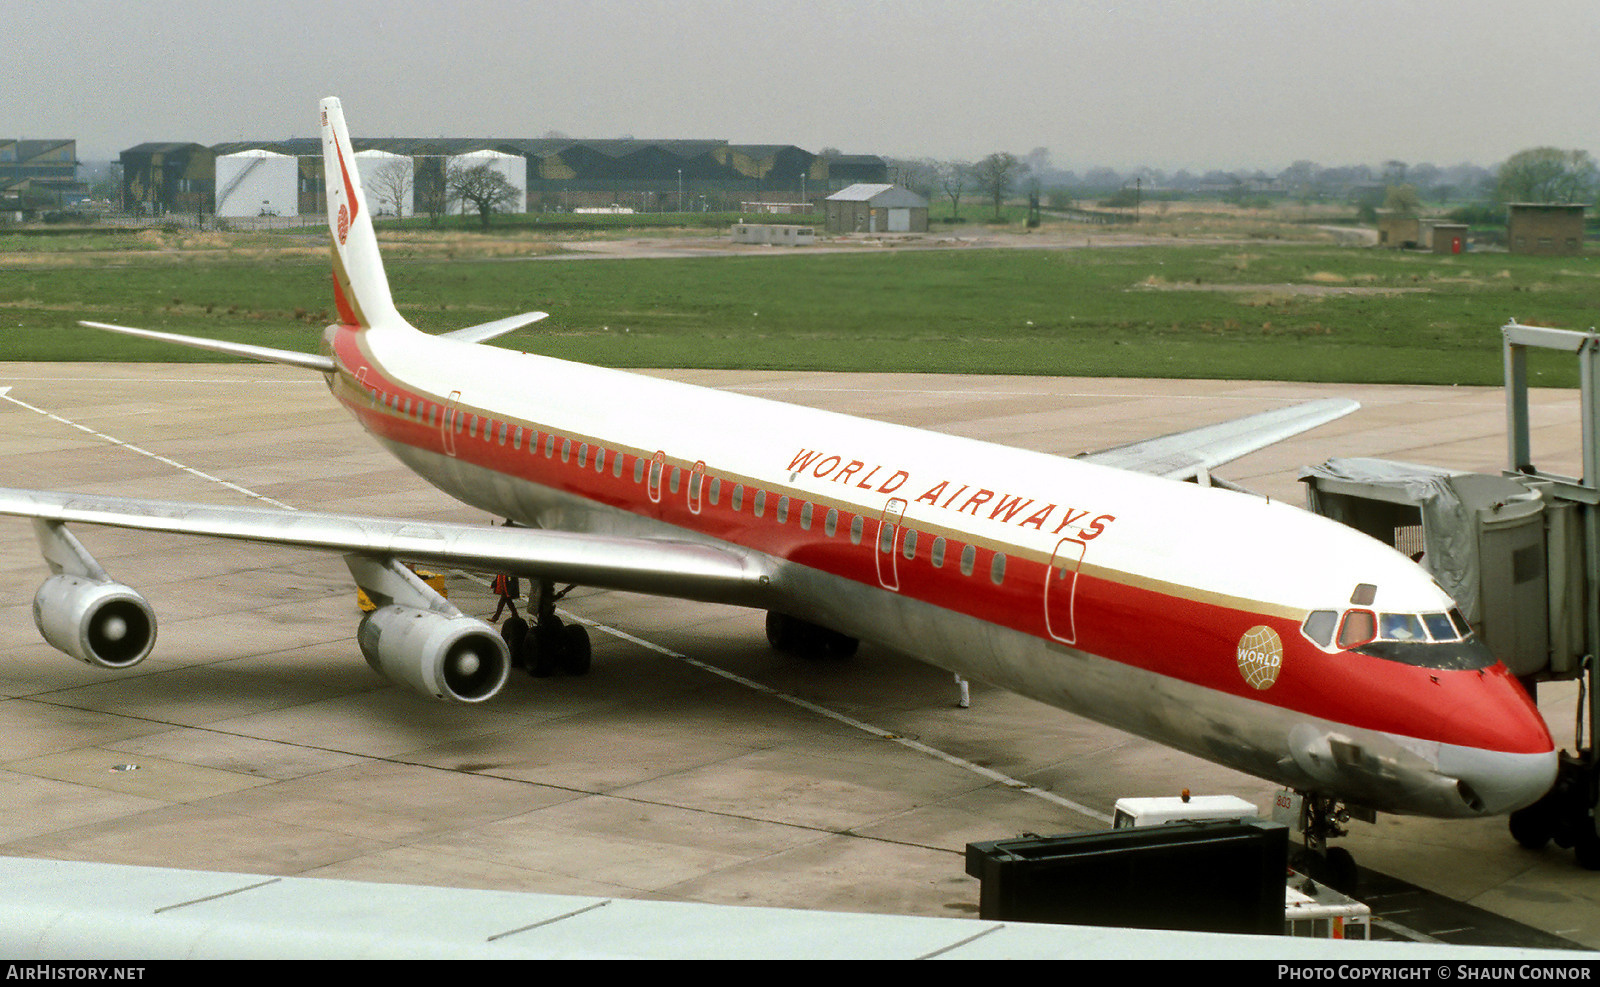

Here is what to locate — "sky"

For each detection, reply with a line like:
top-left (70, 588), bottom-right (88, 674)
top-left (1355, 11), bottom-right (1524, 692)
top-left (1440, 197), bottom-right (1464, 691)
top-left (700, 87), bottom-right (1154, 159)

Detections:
top-left (9, 0), bottom-right (1600, 172)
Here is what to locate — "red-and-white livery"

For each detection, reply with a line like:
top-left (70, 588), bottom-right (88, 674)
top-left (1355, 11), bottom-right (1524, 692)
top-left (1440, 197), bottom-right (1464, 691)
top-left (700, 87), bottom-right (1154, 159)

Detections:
top-left (0, 99), bottom-right (1556, 828)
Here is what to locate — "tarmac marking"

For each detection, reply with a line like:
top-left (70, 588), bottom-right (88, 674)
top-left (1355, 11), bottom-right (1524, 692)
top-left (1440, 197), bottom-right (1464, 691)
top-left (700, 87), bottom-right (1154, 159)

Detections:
top-left (563, 610), bottom-right (1115, 825)
top-left (0, 386), bottom-right (298, 510)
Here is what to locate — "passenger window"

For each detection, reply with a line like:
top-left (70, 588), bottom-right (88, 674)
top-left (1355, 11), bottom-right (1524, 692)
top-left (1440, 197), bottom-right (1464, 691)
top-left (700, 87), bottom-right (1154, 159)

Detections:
top-left (595, 449), bottom-right (606, 473)
top-left (931, 536), bottom-right (946, 568)
top-left (961, 544), bottom-right (976, 576)
top-left (777, 495), bottom-right (789, 523)
top-left (825, 508), bottom-right (838, 537)
top-left (513, 426), bottom-right (522, 449)
top-left (903, 529), bottom-right (918, 560)
top-left (800, 502), bottom-right (812, 530)
top-left (850, 514), bottom-right (863, 544)
top-left (1302, 610), bottom-right (1337, 648)
top-left (562, 439), bottom-right (571, 463)
top-left (545, 434), bottom-right (555, 457)
top-left (613, 454), bottom-right (624, 478)
top-left (499, 422), bottom-right (509, 446)
top-left (578, 443), bottom-right (589, 467)
top-left (670, 467), bottom-right (680, 494)
top-left (878, 522), bottom-right (895, 553)
top-left (755, 491), bottom-right (766, 517)
top-left (1338, 610), bottom-right (1377, 648)
top-left (732, 484), bottom-right (744, 511)
top-left (990, 552), bottom-right (1006, 585)
top-left (709, 478), bottom-right (720, 504)
top-left (635, 459), bottom-right (646, 483)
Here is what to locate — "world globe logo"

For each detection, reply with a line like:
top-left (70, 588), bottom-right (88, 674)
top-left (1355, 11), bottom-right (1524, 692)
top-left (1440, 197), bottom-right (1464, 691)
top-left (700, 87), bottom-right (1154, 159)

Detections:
top-left (1236, 625), bottom-right (1284, 690)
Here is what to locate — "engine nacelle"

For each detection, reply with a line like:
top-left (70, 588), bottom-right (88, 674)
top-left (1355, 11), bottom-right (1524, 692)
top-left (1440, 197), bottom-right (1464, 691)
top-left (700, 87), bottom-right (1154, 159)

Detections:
top-left (33, 574), bottom-right (157, 669)
top-left (357, 604), bottom-right (510, 703)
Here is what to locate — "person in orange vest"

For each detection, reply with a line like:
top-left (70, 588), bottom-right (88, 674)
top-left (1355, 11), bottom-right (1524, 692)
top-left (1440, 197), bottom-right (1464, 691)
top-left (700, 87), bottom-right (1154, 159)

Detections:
top-left (491, 573), bottom-right (520, 623)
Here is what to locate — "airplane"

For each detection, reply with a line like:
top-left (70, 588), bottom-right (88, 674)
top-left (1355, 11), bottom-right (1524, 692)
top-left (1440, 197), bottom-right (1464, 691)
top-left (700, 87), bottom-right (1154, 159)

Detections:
top-left (0, 99), bottom-right (1558, 876)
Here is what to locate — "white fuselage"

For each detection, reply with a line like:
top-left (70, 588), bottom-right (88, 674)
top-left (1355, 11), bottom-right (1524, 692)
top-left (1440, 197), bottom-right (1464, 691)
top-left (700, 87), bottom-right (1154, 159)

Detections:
top-left (323, 324), bottom-right (1558, 819)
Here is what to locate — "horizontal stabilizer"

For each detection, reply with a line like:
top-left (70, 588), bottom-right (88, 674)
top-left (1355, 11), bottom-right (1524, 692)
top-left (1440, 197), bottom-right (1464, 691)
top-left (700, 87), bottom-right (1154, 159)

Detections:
top-left (441, 311), bottom-right (549, 345)
top-left (0, 488), bottom-right (774, 607)
top-left (1077, 398), bottom-right (1359, 480)
top-left (80, 322), bottom-right (336, 373)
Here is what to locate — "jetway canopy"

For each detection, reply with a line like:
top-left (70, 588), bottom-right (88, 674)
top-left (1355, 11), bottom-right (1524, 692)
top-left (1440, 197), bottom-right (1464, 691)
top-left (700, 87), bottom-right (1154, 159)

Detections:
top-left (1302, 458), bottom-right (1574, 678)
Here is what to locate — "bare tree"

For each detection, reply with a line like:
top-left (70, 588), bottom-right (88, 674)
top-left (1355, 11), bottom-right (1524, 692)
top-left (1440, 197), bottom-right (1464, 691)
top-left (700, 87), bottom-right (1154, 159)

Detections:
top-left (935, 160), bottom-right (972, 221)
top-left (447, 163), bottom-right (521, 229)
top-left (368, 161), bottom-right (414, 219)
top-left (974, 152), bottom-right (1028, 220)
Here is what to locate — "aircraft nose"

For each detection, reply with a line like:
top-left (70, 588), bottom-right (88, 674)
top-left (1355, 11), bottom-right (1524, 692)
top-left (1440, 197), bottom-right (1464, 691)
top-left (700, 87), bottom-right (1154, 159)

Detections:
top-left (1437, 744), bottom-right (1557, 816)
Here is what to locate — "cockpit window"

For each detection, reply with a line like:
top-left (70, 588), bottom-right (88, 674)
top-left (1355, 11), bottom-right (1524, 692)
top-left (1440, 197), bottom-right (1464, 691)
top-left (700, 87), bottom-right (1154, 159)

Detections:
top-left (1338, 610), bottom-right (1377, 648)
top-left (1380, 612), bottom-right (1427, 642)
top-left (1302, 610), bottom-right (1337, 648)
top-left (1422, 612), bottom-right (1456, 641)
top-left (1449, 608), bottom-right (1472, 638)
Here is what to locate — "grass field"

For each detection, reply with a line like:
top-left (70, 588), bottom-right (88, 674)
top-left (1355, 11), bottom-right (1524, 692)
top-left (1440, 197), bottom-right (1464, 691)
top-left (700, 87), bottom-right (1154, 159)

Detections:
top-left (1, 227), bottom-right (1594, 387)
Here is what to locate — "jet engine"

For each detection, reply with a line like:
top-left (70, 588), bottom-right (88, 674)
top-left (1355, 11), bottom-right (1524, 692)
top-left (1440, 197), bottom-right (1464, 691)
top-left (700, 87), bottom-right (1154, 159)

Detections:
top-left (356, 604), bottom-right (510, 703)
top-left (33, 574), bottom-right (157, 669)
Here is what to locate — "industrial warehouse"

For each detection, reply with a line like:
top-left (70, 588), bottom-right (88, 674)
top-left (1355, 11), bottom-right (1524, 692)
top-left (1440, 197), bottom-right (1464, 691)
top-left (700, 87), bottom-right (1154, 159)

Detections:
top-left (118, 135), bottom-right (889, 219)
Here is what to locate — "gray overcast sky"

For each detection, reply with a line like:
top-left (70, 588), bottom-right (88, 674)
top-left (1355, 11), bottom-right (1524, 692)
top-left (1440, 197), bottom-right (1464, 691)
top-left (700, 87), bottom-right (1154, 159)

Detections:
top-left (9, 0), bottom-right (1599, 171)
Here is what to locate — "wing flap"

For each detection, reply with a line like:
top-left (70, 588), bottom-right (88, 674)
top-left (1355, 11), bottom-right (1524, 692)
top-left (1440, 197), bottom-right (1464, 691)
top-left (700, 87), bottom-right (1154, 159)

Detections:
top-left (1077, 398), bottom-right (1359, 480)
top-left (0, 488), bottom-right (773, 607)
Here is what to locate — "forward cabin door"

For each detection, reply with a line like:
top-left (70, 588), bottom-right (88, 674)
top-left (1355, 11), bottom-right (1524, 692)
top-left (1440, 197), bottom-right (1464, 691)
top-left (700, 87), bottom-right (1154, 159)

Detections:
top-left (441, 391), bottom-right (461, 457)
top-left (1044, 537), bottom-right (1086, 644)
top-left (876, 498), bottom-right (908, 591)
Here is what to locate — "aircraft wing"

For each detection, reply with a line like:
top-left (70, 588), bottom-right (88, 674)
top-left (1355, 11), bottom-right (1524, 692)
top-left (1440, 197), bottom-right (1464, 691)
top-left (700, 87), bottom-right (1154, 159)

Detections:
top-left (1075, 398), bottom-right (1359, 481)
top-left (0, 488), bottom-right (773, 606)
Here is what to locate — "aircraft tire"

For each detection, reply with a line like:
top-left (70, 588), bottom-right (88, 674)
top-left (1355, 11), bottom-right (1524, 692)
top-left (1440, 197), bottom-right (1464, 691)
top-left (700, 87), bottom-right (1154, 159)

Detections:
top-left (1324, 847), bottom-right (1359, 894)
top-left (522, 616), bottom-right (563, 678)
top-left (559, 624), bottom-right (592, 676)
top-left (1509, 802), bottom-right (1555, 850)
top-left (501, 616), bottom-right (529, 669)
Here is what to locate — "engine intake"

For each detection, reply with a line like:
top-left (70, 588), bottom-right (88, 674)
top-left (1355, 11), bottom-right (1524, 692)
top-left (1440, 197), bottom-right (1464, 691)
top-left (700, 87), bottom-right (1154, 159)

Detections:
top-left (33, 575), bottom-right (157, 669)
top-left (357, 604), bottom-right (510, 703)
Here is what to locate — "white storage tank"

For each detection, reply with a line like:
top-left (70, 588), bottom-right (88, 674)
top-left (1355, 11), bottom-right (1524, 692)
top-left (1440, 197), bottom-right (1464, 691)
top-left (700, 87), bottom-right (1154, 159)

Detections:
top-left (355, 149), bottom-right (414, 217)
top-left (215, 149), bottom-right (299, 218)
top-left (446, 149), bottom-right (525, 214)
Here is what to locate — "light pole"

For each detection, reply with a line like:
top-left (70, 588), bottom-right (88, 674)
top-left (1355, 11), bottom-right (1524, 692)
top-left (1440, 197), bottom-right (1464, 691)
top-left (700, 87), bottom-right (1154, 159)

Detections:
top-left (677, 169), bottom-right (683, 213)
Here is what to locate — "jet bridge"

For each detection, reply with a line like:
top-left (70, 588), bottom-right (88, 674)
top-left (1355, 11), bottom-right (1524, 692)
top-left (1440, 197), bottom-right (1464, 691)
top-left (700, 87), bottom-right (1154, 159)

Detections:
top-left (1301, 322), bottom-right (1600, 868)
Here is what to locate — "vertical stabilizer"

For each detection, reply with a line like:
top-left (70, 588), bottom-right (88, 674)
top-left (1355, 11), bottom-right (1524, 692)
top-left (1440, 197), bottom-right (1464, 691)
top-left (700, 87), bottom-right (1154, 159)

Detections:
top-left (319, 97), bottom-right (410, 331)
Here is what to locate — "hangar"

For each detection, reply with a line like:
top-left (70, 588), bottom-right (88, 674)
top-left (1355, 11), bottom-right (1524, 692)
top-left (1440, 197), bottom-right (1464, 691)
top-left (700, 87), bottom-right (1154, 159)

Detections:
top-left (121, 137), bottom-right (888, 217)
top-left (214, 149), bottom-right (299, 218)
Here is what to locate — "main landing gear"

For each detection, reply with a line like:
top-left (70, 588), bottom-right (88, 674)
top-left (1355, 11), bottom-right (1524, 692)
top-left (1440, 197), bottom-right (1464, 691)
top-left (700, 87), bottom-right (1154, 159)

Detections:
top-left (1285, 791), bottom-right (1362, 894)
top-left (765, 611), bottom-right (859, 659)
top-left (1509, 749), bottom-right (1600, 868)
top-left (496, 578), bottom-right (592, 677)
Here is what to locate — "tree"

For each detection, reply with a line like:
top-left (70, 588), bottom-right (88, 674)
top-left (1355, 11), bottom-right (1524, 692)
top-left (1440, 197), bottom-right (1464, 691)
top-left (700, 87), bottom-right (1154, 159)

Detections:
top-left (447, 163), bottom-right (521, 229)
top-left (934, 159), bottom-right (972, 221)
top-left (1383, 183), bottom-right (1421, 217)
top-left (368, 161), bottom-right (413, 219)
top-left (974, 152), bottom-right (1027, 220)
top-left (1496, 148), bottom-right (1599, 204)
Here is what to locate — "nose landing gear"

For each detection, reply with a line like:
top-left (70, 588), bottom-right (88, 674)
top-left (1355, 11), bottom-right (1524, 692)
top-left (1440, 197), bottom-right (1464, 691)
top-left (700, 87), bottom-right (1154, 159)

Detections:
top-left (1283, 790), bottom-right (1363, 894)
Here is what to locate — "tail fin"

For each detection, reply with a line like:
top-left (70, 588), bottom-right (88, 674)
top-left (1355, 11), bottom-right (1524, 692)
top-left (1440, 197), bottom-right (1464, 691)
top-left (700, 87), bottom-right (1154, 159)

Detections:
top-left (319, 97), bottom-right (411, 332)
